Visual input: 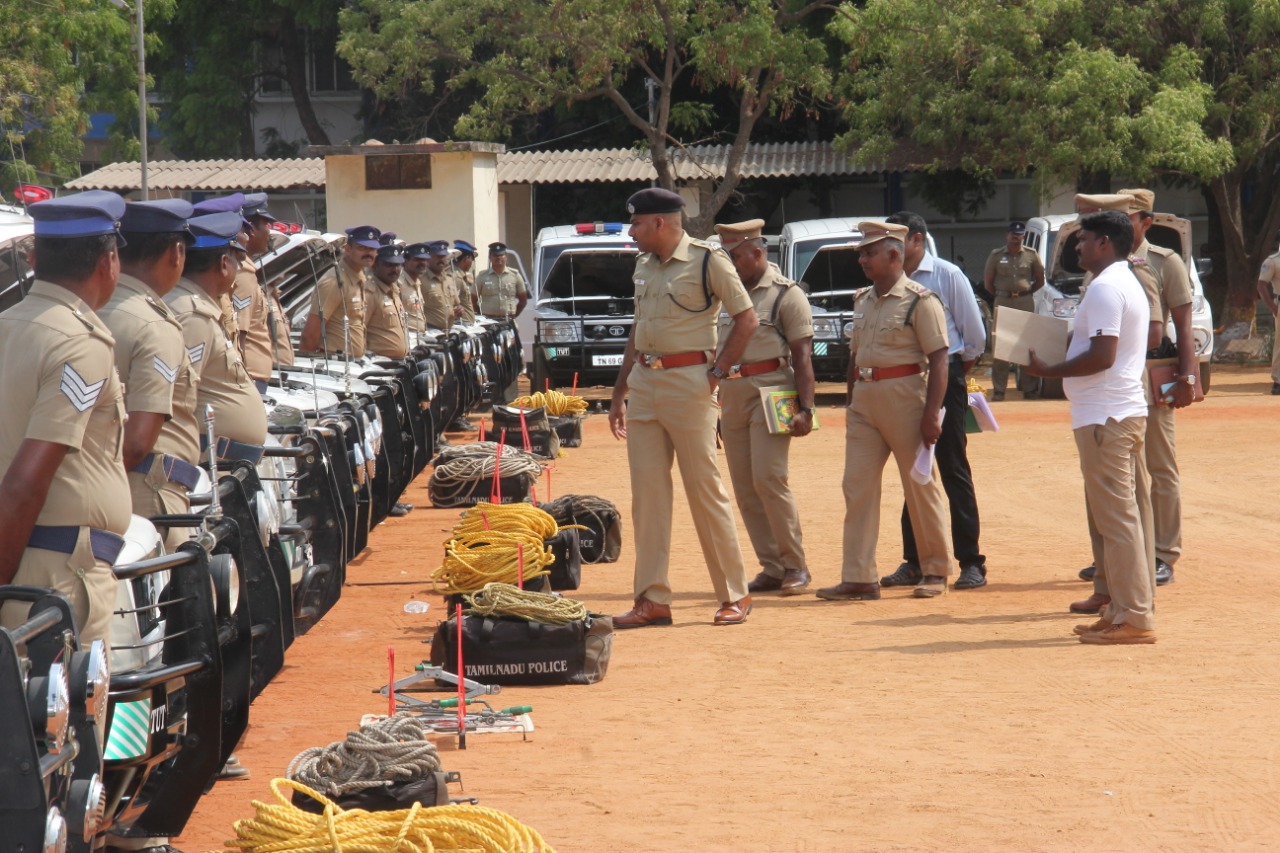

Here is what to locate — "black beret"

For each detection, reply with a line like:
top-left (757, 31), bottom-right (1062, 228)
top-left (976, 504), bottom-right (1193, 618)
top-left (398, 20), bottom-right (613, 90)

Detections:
top-left (626, 187), bottom-right (685, 216)
top-left (1007, 221), bottom-right (1027, 234)
top-left (488, 241), bottom-right (508, 255)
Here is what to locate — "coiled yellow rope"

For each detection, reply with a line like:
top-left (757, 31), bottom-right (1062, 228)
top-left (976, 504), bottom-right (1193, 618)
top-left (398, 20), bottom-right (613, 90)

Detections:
top-left (511, 390), bottom-right (588, 416)
top-left (432, 530), bottom-right (554, 593)
top-left (463, 582), bottom-right (589, 625)
top-left (453, 502), bottom-right (560, 540)
top-left (214, 777), bottom-right (556, 852)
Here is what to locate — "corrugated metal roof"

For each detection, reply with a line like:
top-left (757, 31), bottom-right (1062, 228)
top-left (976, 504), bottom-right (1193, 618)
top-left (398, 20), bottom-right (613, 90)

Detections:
top-left (497, 142), bottom-right (879, 184)
top-left (65, 142), bottom-right (878, 191)
top-left (65, 158), bottom-right (326, 191)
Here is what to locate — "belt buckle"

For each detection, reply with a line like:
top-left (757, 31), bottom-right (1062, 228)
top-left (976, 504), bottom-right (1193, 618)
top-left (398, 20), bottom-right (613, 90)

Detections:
top-left (728, 364), bottom-right (743, 379)
top-left (858, 366), bottom-right (874, 381)
top-left (648, 355), bottom-right (664, 370)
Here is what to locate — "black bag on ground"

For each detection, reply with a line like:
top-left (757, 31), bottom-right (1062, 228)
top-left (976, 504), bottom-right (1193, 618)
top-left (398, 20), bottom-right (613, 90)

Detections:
top-left (548, 415), bottom-right (584, 447)
top-left (539, 495), bottom-right (622, 563)
top-left (483, 426), bottom-right (559, 460)
top-left (545, 527), bottom-right (581, 591)
top-left (430, 613), bottom-right (613, 686)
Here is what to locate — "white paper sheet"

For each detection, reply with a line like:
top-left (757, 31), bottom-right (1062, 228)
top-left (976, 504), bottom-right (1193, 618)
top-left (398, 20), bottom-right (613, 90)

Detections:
top-left (993, 306), bottom-right (1070, 366)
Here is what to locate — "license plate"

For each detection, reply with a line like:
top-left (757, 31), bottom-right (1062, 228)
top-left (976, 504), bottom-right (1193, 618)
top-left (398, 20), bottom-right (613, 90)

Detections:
top-left (592, 354), bottom-right (625, 366)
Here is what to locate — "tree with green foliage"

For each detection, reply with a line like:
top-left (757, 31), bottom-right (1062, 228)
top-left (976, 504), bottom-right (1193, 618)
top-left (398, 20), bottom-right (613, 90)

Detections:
top-left (152, 0), bottom-right (341, 158)
top-left (0, 0), bottom-right (167, 189)
top-left (339, 0), bottom-right (836, 234)
top-left (832, 0), bottom-right (1280, 322)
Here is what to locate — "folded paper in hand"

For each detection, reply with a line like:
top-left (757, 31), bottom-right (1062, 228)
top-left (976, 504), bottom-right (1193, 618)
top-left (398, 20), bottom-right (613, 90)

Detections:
top-left (993, 306), bottom-right (1069, 366)
top-left (911, 407), bottom-right (945, 485)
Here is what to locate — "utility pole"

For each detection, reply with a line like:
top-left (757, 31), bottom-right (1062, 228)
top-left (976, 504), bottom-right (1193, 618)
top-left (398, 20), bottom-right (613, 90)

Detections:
top-left (109, 0), bottom-right (148, 199)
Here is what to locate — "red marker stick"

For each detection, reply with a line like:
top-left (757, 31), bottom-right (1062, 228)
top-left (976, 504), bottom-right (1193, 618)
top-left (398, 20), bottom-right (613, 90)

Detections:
top-left (572, 371), bottom-right (579, 396)
top-left (546, 467), bottom-right (552, 502)
top-left (519, 409), bottom-right (531, 452)
top-left (456, 602), bottom-right (466, 749)
top-left (478, 418), bottom-right (485, 443)
top-left (387, 645), bottom-right (396, 716)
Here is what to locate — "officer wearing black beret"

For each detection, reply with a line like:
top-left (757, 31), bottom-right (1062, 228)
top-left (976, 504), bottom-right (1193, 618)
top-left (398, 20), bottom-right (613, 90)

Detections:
top-left (609, 186), bottom-right (760, 627)
top-left (475, 240), bottom-right (527, 319)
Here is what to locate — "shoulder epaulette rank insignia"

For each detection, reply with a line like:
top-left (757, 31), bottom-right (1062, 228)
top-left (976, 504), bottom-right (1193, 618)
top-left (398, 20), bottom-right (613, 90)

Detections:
top-left (905, 281), bottom-right (933, 297)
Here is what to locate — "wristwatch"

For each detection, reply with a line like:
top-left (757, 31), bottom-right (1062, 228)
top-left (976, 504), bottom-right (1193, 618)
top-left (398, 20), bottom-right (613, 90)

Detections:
top-left (1176, 373), bottom-right (1195, 385)
top-left (797, 405), bottom-right (813, 415)
top-left (708, 365), bottom-right (728, 380)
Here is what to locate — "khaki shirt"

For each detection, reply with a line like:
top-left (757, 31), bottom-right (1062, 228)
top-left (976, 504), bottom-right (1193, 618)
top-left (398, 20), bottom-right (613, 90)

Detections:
top-left (421, 267), bottom-right (455, 331)
top-left (476, 268), bottom-right (527, 318)
top-left (99, 273), bottom-right (200, 465)
top-left (0, 280), bottom-right (131, 533)
top-left (265, 285), bottom-right (295, 367)
top-left (633, 233), bottom-right (753, 354)
top-left (1259, 251), bottom-right (1280, 298)
top-left (218, 292), bottom-right (239, 342)
top-left (310, 257), bottom-right (368, 355)
top-left (363, 274), bottom-right (409, 358)
top-left (231, 257), bottom-right (273, 380)
top-left (985, 245), bottom-right (1043, 296)
top-left (720, 263), bottom-right (813, 366)
top-left (848, 275), bottom-right (949, 368)
top-left (167, 278), bottom-right (268, 447)
top-left (1134, 240), bottom-right (1193, 326)
top-left (453, 265), bottom-right (477, 324)
top-left (399, 270), bottom-right (427, 333)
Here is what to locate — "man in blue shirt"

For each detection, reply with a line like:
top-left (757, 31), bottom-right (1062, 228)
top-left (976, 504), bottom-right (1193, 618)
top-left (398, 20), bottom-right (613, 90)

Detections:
top-left (880, 211), bottom-right (991, 591)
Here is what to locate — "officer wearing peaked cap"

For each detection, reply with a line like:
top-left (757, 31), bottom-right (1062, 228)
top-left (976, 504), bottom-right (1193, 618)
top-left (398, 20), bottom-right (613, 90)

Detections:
top-left (99, 199), bottom-right (203, 552)
top-left (815, 221), bottom-right (954, 602)
top-left (714, 218), bottom-right (816, 597)
top-left (609, 186), bottom-right (760, 627)
top-left (300, 225), bottom-right (379, 356)
top-left (0, 191), bottom-right (131, 652)
top-left (228, 192), bottom-right (280, 387)
top-left (400, 242), bottom-right (430, 336)
top-left (476, 240), bottom-right (527, 319)
top-left (451, 239), bottom-right (478, 324)
top-left (365, 243), bottom-right (410, 358)
top-left (166, 212), bottom-right (268, 464)
top-left (984, 220), bottom-right (1045, 400)
top-left (194, 194), bottom-right (250, 345)
top-left (420, 239), bottom-right (458, 331)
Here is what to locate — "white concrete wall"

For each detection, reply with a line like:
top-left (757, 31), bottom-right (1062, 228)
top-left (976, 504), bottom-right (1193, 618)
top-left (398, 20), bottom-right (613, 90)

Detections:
top-left (252, 95), bottom-right (364, 153)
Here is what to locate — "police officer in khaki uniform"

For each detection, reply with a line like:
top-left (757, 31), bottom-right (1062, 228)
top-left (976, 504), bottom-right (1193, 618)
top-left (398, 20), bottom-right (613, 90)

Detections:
top-left (608, 188), bottom-right (759, 627)
top-left (984, 221), bottom-right (1045, 400)
top-left (264, 276), bottom-right (295, 367)
top-left (476, 242), bottom-right (528, 319)
top-left (299, 225), bottom-right (379, 356)
top-left (167, 212), bottom-right (268, 460)
top-left (1257, 240), bottom-right (1280, 394)
top-left (420, 240), bottom-right (459, 331)
top-left (232, 193), bottom-right (279, 389)
top-left (0, 191), bottom-right (131, 650)
top-left (816, 221), bottom-right (954, 601)
top-left (365, 243), bottom-right (410, 358)
top-left (454, 240), bottom-right (479, 320)
top-left (713, 219), bottom-right (816, 596)
top-left (401, 243), bottom-right (431, 337)
top-left (98, 200), bottom-right (202, 552)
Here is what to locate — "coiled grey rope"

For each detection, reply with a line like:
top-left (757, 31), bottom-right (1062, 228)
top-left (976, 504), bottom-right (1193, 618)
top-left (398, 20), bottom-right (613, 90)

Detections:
top-left (429, 442), bottom-right (543, 505)
top-left (286, 713), bottom-right (442, 796)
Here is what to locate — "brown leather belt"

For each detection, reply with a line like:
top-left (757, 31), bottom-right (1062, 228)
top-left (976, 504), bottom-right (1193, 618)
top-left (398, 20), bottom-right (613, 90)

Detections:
top-left (856, 364), bottom-right (923, 382)
top-left (997, 290), bottom-right (1030, 297)
top-left (729, 357), bottom-right (783, 378)
top-left (637, 351), bottom-right (708, 370)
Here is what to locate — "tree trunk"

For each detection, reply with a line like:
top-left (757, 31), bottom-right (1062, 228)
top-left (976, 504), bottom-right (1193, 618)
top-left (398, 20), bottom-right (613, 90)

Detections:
top-left (279, 21), bottom-right (331, 147)
top-left (1209, 171), bottom-right (1256, 326)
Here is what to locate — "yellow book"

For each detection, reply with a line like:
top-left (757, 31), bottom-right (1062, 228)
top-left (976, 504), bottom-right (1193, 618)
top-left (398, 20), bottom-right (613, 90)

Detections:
top-left (757, 386), bottom-right (819, 435)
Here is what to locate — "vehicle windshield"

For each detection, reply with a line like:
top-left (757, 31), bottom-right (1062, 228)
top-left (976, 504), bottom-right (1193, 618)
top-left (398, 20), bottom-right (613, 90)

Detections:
top-left (793, 236), bottom-right (858, 284)
top-left (537, 240), bottom-right (634, 288)
top-left (801, 245), bottom-right (872, 311)
top-left (538, 249), bottom-right (638, 317)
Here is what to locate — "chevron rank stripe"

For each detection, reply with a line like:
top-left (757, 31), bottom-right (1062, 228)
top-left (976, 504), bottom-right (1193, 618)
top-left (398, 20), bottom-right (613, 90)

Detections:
top-left (104, 698), bottom-right (151, 760)
top-left (153, 355), bottom-right (177, 383)
top-left (187, 343), bottom-right (205, 364)
top-left (232, 294), bottom-right (252, 311)
top-left (59, 363), bottom-right (107, 413)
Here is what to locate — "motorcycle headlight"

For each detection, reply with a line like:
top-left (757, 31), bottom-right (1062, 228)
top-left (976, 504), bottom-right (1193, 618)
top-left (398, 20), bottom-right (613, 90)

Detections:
top-left (70, 640), bottom-right (110, 722)
top-left (255, 490), bottom-right (281, 546)
top-left (811, 317), bottom-right (843, 340)
top-left (29, 662), bottom-right (71, 754)
top-left (540, 320), bottom-right (581, 343)
top-left (44, 807), bottom-right (67, 853)
top-left (209, 553), bottom-right (241, 618)
top-left (68, 773), bottom-right (106, 842)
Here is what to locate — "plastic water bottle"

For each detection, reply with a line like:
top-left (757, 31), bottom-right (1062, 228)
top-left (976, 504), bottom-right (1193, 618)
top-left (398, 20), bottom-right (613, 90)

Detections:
top-left (403, 601), bottom-right (430, 614)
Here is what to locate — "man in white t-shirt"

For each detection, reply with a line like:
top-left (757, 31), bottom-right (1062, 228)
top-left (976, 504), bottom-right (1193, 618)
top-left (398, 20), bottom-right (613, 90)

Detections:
top-left (1027, 210), bottom-right (1156, 645)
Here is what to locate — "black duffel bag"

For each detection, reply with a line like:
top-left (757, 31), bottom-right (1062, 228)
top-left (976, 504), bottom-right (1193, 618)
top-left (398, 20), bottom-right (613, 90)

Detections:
top-left (548, 415), bottom-right (584, 447)
top-left (430, 613), bottom-right (613, 686)
top-left (545, 527), bottom-right (581, 591)
top-left (540, 494), bottom-right (622, 563)
top-left (291, 774), bottom-right (450, 814)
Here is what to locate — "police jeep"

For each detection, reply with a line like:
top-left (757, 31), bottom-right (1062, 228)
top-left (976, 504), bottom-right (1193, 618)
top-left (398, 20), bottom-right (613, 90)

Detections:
top-left (528, 223), bottom-right (639, 393)
top-left (1038, 212), bottom-right (1216, 396)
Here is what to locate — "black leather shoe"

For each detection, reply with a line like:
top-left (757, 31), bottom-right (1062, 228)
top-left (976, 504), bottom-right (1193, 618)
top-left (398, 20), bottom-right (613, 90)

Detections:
top-left (1155, 559), bottom-right (1174, 586)
top-left (880, 562), bottom-right (921, 587)
top-left (389, 502), bottom-right (413, 517)
top-left (779, 568), bottom-right (812, 595)
top-left (1079, 564), bottom-right (1096, 582)
top-left (1272, 382), bottom-right (1280, 396)
top-left (815, 581), bottom-right (881, 601)
top-left (953, 564), bottom-right (987, 590)
top-left (747, 571), bottom-right (783, 593)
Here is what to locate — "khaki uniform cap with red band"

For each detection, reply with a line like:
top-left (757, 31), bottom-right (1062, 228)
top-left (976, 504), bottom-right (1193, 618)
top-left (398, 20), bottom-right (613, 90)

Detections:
top-left (852, 221), bottom-right (909, 249)
top-left (1117, 188), bottom-right (1155, 214)
top-left (1074, 193), bottom-right (1135, 214)
top-left (713, 219), bottom-right (766, 250)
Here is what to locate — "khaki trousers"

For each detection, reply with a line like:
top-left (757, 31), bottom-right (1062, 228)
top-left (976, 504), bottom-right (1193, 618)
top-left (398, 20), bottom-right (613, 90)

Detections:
top-left (719, 372), bottom-right (807, 579)
top-left (0, 532), bottom-right (118, 653)
top-left (1144, 403), bottom-right (1181, 566)
top-left (626, 364), bottom-right (749, 605)
top-left (1273, 311), bottom-right (1280, 383)
top-left (129, 465), bottom-right (195, 551)
top-left (991, 293), bottom-right (1041, 395)
top-left (1077, 417), bottom-right (1155, 630)
top-left (841, 374), bottom-right (952, 582)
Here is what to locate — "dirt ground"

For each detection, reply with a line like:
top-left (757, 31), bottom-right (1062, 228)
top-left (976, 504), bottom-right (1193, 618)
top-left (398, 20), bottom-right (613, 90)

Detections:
top-left (177, 365), bottom-right (1280, 852)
